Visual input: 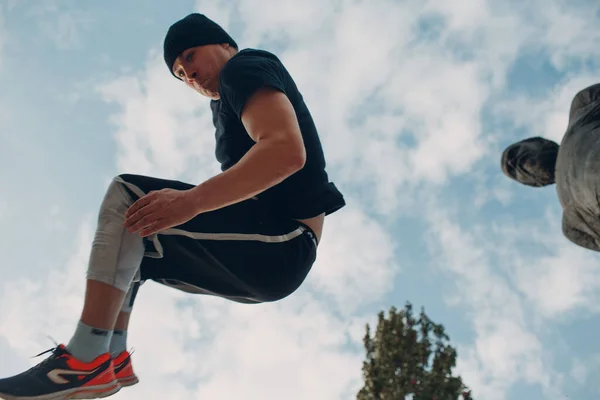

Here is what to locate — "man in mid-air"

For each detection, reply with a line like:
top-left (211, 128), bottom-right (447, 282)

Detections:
top-left (0, 13), bottom-right (345, 399)
top-left (501, 82), bottom-right (600, 252)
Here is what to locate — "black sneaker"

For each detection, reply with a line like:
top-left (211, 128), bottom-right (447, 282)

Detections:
top-left (0, 344), bottom-right (121, 399)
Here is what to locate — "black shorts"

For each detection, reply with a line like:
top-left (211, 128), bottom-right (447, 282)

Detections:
top-left (116, 174), bottom-right (318, 304)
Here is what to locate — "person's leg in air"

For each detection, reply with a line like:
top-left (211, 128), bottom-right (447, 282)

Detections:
top-left (0, 171), bottom-right (322, 400)
top-left (0, 178), bottom-right (145, 400)
top-left (109, 283), bottom-right (140, 388)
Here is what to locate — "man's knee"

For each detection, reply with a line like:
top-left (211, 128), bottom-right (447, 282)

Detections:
top-left (98, 177), bottom-right (135, 217)
top-left (86, 177), bottom-right (145, 293)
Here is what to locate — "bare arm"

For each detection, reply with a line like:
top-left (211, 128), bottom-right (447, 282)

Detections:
top-left (189, 87), bottom-right (306, 214)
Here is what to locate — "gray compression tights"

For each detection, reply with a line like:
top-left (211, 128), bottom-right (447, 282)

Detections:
top-left (86, 177), bottom-right (145, 312)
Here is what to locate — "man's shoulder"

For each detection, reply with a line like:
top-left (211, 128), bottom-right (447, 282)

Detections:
top-left (232, 48), bottom-right (282, 62)
top-left (222, 48), bottom-right (282, 71)
top-left (216, 48), bottom-right (293, 118)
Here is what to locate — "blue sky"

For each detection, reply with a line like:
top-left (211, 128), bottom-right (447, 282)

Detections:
top-left (1, 0), bottom-right (600, 399)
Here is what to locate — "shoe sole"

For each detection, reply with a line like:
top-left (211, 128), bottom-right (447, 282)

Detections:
top-left (117, 375), bottom-right (139, 387)
top-left (0, 380), bottom-right (121, 400)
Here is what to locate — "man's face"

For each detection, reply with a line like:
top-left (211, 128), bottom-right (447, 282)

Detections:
top-left (172, 43), bottom-right (232, 100)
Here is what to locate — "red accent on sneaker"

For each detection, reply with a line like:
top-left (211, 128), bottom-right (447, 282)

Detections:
top-left (50, 345), bottom-right (121, 396)
top-left (113, 351), bottom-right (139, 387)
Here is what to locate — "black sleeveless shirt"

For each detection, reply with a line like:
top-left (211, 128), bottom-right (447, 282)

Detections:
top-left (209, 48), bottom-right (345, 220)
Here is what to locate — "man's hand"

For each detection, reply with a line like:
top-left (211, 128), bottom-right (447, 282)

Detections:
top-left (123, 188), bottom-right (199, 237)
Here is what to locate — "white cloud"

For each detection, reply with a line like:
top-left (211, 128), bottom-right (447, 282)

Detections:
top-left (494, 73), bottom-right (600, 145)
top-left (532, 1), bottom-right (600, 70)
top-left (308, 204), bottom-right (399, 314)
top-left (188, 295), bottom-right (364, 400)
top-left (50, 10), bottom-right (92, 50)
top-left (425, 196), bottom-right (600, 399)
top-left (114, 291), bottom-right (368, 400)
top-left (195, 0), bottom-right (235, 31)
top-left (485, 211), bottom-right (600, 319)
top-left (24, 2), bottom-right (93, 50)
top-left (424, 207), bottom-right (559, 400)
top-left (97, 51), bottom-right (220, 182)
top-left (0, 9), bottom-right (4, 64)
top-left (570, 358), bottom-right (588, 386)
top-left (0, 218), bottom-right (92, 354)
top-left (513, 240), bottom-right (600, 318)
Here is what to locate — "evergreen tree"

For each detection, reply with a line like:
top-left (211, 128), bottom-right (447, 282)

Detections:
top-left (357, 302), bottom-right (473, 400)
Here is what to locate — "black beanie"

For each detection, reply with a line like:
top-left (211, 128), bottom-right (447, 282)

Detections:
top-left (501, 137), bottom-right (559, 187)
top-left (163, 13), bottom-right (238, 79)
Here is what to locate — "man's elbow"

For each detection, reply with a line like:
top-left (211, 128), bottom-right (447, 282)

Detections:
top-left (282, 138), bottom-right (306, 174)
top-left (287, 146), bottom-right (306, 173)
top-left (261, 132), bottom-right (306, 176)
